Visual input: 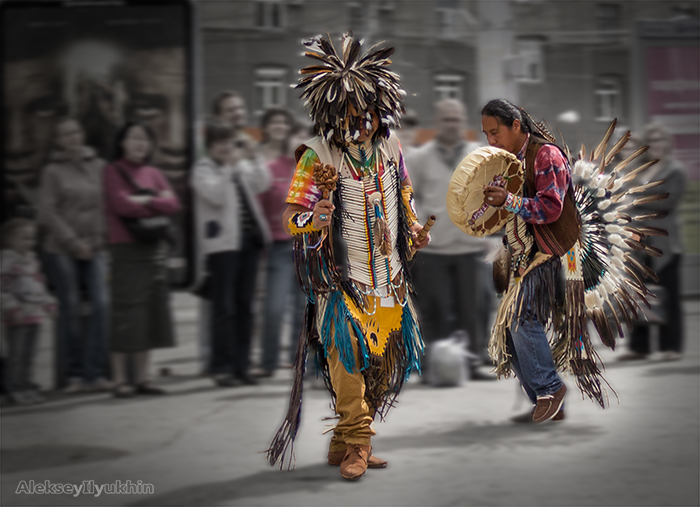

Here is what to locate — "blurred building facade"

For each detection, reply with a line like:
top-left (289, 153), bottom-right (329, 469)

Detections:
top-left (197, 0), bottom-right (696, 142)
top-left (196, 0), bottom-right (699, 295)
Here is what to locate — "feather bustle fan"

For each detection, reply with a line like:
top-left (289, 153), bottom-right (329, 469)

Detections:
top-left (569, 118), bottom-right (669, 354)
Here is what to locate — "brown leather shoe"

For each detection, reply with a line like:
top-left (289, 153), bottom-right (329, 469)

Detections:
top-left (512, 407), bottom-right (565, 423)
top-left (533, 384), bottom-right (567, 423)
top-left (328, 448), bottom-right (387, 468)
top-left (339, 444), bottom-right (371, 480)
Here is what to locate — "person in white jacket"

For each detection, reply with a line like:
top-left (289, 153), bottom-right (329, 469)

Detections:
top-left (406, 99), bottom-right (494, 380)
top-left (191, 121), bottom-right (271, 387)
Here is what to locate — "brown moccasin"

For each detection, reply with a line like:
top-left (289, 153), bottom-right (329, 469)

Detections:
top-left (512, 407), bottom-right (565, 423)
top-left (339, 444), bottom-right (371, 480)
top-left (533, 384), bottom-right (567, 423)
top-left (328, 447), bottom-right (387, 468)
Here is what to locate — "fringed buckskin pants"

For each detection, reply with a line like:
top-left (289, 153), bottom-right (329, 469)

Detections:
top-left (327, 332), bottom-right (375, 450)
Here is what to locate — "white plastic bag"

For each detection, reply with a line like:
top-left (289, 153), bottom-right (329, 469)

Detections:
top-left (426, 330), bottom-right (478, 387)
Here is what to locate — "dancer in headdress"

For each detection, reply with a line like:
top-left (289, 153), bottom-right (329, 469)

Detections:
top-left (447, 98), bottom-right (669, 422)
top-left (265, 32), bottom-right (429, 480)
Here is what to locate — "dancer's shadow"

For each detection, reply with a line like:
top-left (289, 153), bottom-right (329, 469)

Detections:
top-left (129, 421), bottom-right (603, 506)
top-left (129, 462), bottom-right (338, 506)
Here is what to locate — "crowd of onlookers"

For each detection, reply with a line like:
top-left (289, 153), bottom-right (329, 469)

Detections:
top-left (0, 90), bottom-right (688, 405)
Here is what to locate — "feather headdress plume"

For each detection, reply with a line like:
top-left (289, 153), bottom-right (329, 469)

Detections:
top-left (296, 32), bottom-right (406, 148)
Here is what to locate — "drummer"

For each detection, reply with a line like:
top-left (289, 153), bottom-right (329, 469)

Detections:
top-left (480, 99), bottom-right (577, 423)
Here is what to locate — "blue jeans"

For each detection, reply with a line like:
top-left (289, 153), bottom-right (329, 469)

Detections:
top-left (260, 240), bottom-right (306, 372)
top-left (45, 252), bottom-right (109, 382)
top-left (506, 305), bottom-right (563, 404)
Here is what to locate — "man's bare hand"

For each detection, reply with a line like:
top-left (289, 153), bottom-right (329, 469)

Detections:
top-left (483, 185), bottom-right (507, 207)
top-left (313, 199), bottom-right (335, 229)
top-left (410, 222), bottom-right (430, 251)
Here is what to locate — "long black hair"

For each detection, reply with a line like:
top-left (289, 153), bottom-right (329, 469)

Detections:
top-left (113, 120), bottom-right (157, 163)
top-left (481, 99), bottom-right (539, 136)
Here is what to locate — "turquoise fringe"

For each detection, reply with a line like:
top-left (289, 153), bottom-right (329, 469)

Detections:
top-left (320, 290), bottom-right (369, 374)
top-left (401, 303), bottom-right (424, 379)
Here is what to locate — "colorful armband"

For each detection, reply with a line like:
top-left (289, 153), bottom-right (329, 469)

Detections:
top-left (502, 192), bottom-right (523, 214)
top-left (287, 211), bottom-right (320, 235)
top-left (400, 185), bottom-right (420, 227)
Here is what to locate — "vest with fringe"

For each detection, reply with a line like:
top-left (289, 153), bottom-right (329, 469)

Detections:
top-left (489, 138), bottom-right (612, 410)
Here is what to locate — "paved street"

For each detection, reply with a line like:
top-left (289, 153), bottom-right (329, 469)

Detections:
top-left (1, 294), bottom-right (698, 507)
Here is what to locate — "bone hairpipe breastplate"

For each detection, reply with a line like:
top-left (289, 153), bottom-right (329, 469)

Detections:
top-left (338, 160), bottom-right (402, 290)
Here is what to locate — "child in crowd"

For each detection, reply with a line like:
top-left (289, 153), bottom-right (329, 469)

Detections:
top-left (1, 218), bottom-right (57, 405)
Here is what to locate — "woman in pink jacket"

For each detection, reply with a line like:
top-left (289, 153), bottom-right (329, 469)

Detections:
top-left (103, 121), bottom-right (181, 398)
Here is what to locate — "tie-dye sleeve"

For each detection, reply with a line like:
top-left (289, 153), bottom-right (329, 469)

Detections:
top-left (504, 145), bottom-right (570, 224)
top-left (286, 148), bottom-right (323, 209)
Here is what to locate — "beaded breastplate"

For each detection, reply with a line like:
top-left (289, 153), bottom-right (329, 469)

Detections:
top-left (338, 154), bottom-right (402, 290)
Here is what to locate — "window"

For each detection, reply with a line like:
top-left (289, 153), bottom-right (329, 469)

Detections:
top-left (596, 3), bottom-right (621, 42)
top-left (434, 74), bottom-right (463, 101)
top-left (256, 0), bottom-right (283, 29)
top-left (377, 0), bottom-right (395, 11)
top-left (255, 67), bottom-right (287, 113)
top-left (595, 76), bottom-right (622, 121)
top-left (596, 3), bottom-right (621, 32)
top-left (436, 0), bottom-right (459, 39)
top-left (515, 39), bottom-right (544, 83)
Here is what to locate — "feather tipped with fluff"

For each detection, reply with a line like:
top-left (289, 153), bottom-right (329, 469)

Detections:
top-left (604, 130), bottom-right (631, 167)
top-left (633, 226), bottom-right (668, 237)
top-left (645, 245), bottom-right (663, 258)
top-left (625, 180), bottom-right (664, 195)
top-left (607, 299), bottom-right (623, 342)
top-left (613, 292), bottom-right (633, 329)
top-left (591, 118), bottom-right (617, 163)
top-left (624, 238), bottom-right (645, 251)
top-left (633, 210), bottom-right (668, 221)
top-left (612, 180), bottom-right (665, 203)
top-left (632, 192), bottom-right (670, 206)
top-left (617, 192), bottom-right (670, 211)
top-left (617, 159), bottom-right (659, 185)
top-left (624, 253), bottom-right (659, 282)
top-left (613, 146), bottom-right (650, 176)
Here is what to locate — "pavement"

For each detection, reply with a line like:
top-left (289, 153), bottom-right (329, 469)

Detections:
top-left (1, 293), bottom-right (699, 507)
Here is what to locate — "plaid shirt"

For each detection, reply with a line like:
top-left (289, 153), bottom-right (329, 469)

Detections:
top-left (504, 136), bottom-right (570, 224)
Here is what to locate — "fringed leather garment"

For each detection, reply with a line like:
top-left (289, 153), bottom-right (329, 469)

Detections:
top-left (266, 136), bottom-right (423, 470)
top-left (489, 137), bottom-right (615, 409)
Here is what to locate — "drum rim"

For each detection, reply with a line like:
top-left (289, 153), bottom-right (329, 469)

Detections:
top-left (446, 146), bottom-right (524, 237)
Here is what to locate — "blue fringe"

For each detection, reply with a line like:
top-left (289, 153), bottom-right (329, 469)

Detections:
top-left (400, 303), bottom-right (424, 379)
top-left (320, 290), bottom-right (369, 374)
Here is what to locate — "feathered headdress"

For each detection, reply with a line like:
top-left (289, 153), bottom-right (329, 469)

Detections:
top-left (295, 32), bottom-right (407, 148)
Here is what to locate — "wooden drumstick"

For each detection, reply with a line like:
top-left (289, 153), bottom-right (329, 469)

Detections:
top-left (416, 215), bottom-right (436, 243)
top-left (409, 215), bottom-right (436, 259)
